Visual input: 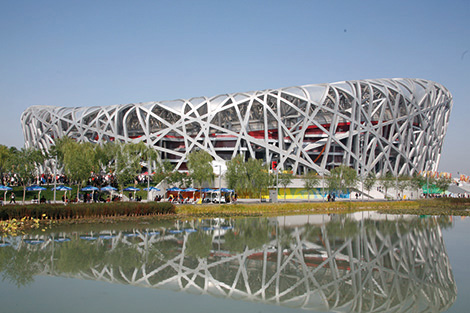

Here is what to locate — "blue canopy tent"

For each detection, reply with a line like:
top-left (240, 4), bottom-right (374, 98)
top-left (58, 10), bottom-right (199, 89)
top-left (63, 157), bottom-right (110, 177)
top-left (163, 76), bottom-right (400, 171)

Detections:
top-left (81, 185), bottom-right (99, 202)
top-left (123, 186), bottom-right (140, 200)
top-left (166, 187), bottom-right (184, 202)
top-left (182, 188), bottom-right (198, 192)
top-left (27, 185), bottom-right (47, 203)
top-left (26, 185), bottom-right (47, 191)
top-left (166, 187), bottom-right (183, 191)
top-left (52, 185), bottom-right (73, 191)
top-left (101, 185), bottom-right (117, 192)
top-left (81, 186), bottom-right (99, 191)
top-left (200, 188), bottom-right (215, 203)
top-left (201, 188), bottom-right (215, 192)
top-left (182, 188), bottom-right (199, 202)
top-left (144, 187), bottom-right (161, 191)
top-left (144, 186), bottom-right (161, 201)
top-left (51, 185), bottom-right (72, 203)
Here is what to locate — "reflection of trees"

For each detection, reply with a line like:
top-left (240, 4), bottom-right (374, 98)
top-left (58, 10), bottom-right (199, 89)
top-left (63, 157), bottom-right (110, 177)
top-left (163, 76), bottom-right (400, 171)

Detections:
top-left (186, 232), bottom-right (212, 259)
top-left (105, 242), bottom-right (143, 272)
top-left (224, 218), bottom-right (270, 252)
top-left (0, 244), bottom-right (43, 287)
top-left (56, 239), bottom-right (106, 274)
top-left (0, 215), bottom-right (457, 312)
top-left (325, 217), bottom-right (360, 239)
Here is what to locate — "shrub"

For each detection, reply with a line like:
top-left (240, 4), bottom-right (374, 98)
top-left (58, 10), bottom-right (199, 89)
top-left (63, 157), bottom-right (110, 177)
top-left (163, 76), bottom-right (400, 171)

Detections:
top-left (0, 202), bottom-right (175, 221)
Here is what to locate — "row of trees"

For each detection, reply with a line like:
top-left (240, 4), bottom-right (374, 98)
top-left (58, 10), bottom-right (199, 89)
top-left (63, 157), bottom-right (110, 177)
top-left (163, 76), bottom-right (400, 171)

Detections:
top-left (0, 141), bottom-right (199, 203)
top-left (0, 141), bottom-right (454, 203)
top-left (224, 156), bottom-right (453, 201)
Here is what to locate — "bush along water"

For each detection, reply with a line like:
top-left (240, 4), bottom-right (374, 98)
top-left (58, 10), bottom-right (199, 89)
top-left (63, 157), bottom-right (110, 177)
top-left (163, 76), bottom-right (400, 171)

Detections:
top-left (0, 214), bottom-right (51, 236)
top-left (0, 202), bottom-right (175, 221)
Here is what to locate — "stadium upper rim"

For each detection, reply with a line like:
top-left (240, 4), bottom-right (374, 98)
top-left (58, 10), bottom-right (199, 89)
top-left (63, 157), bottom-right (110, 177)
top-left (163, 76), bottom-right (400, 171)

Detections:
top-left (21, 78), bottom-right (453, 177)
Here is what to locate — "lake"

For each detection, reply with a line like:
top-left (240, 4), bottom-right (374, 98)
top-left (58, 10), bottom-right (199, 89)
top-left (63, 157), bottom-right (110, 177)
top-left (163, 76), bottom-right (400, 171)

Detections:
top-left (0, 211), bottom-right (468, 313)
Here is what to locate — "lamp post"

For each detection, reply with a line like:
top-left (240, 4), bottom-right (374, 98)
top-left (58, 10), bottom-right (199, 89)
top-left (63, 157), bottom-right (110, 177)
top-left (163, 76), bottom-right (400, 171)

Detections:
top-left (276, 168), bottom-right (279, 202)
top-left (218, 165), bottom-right (221, 204)
top-left (426, 160), bottom-right (436, 198)
top-left (52, 156), bottom-right (58, 204)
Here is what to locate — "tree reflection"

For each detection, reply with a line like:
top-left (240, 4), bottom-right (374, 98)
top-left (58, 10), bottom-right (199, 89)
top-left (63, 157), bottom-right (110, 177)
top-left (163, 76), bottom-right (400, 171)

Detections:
top-left (0, 214), bottom-right (457, 312)
top-left (186, 231), bottom-right (212, 259)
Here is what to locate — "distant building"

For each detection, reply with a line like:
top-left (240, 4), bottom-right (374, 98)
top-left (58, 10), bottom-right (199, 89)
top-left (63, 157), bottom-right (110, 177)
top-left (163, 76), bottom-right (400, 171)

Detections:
top-left (22, 78), bottom-right (452, 176)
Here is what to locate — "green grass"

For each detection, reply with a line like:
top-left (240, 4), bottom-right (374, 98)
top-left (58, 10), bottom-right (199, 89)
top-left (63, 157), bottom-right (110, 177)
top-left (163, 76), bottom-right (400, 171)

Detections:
top-left (2, 196), bottom-right (468, 228)
top-left (175, 200), bottom-right (419, 218)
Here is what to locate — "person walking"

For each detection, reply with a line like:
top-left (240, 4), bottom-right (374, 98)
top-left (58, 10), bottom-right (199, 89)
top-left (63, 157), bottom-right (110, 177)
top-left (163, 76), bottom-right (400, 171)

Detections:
top-left (10, 192), bottom-right (16, 204)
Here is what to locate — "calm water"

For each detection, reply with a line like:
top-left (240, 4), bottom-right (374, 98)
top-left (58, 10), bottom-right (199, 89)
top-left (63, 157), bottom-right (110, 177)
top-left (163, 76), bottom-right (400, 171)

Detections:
top-left (0, 212), bottom-right (468, 313)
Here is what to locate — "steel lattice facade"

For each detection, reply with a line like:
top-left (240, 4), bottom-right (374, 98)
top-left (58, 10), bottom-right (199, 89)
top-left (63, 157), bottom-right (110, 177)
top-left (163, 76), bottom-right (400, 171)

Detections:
top-left (21, 78), bottom-right (452, 175)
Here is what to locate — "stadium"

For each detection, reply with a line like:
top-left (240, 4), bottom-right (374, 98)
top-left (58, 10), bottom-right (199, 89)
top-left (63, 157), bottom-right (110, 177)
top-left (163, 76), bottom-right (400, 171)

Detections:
top-left (21, 78), bottom-right (452, 176)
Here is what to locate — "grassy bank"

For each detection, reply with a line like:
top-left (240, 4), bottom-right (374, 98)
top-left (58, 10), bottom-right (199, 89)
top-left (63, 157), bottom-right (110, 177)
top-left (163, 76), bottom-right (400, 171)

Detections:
top-left (377, 198), bottom-right (470, 216)
top-left (2, 198), bottom-right (469, 235)
top-left (175, 200), bottom-right (420, 218)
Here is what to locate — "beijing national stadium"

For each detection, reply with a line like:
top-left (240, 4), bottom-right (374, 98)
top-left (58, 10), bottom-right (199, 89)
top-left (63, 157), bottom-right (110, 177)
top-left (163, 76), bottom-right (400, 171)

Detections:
top-left (21, 78), bottom-right (452, 177)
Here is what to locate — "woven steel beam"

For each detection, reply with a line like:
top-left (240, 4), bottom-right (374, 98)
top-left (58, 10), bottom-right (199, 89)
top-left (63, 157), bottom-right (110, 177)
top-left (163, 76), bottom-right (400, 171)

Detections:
top-left (21, 78), bottom-right (452, 176)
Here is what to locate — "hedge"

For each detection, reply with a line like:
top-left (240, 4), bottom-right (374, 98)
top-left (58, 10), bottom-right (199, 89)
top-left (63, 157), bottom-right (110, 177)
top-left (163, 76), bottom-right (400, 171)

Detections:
top-left (0, 202), bottom-right (175, 220)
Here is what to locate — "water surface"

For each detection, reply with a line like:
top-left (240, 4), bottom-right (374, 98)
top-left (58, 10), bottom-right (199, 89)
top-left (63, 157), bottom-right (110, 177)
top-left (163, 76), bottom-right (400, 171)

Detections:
top-left (0, 212), bottom-right (464, 312)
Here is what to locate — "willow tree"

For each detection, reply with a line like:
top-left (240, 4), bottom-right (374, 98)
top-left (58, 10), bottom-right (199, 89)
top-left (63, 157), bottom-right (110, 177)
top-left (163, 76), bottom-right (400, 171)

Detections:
top-left (225, 155), bottom-right (246, 191)
top-left (278, 171), bottom-right (294, 202)
top-left (435, 176), bottom-right (452, 194)
top-left (0, 144), bottom-right (11, 183)
top-left (59, 141), bottom-right (97, 200)
top-left (112, 142), bottom-right (144, 190)
top-left (363, 171), bottom-right (377, 201)
top-left (327, 165), bottom-right (358, 200)
top-left (302, 171), bottom-right (320, 202)
top-left (94, 141), bottom-right (118, 176)
top-left (380, 172), bottom-right (395, 199)
top-left (8, 148), bottom-right (46, 203)
top-left (246, 158), bottom-right (271, 202)
top-left (134, 142), bottom-right (159, 199)
top-left (187, 150), bottom-right (214, 190)
top-left (225, 155), bottom-right (270, 201)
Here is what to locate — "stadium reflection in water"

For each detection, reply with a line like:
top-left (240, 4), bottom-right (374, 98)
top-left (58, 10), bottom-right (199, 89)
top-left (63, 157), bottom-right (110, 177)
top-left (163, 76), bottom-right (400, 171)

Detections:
top-left (0, 212), bottom-right (457, 312)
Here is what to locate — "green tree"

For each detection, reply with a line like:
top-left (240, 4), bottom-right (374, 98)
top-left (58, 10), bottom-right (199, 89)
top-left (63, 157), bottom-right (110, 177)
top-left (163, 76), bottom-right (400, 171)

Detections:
top-left (167, 171), bottom-right (192, 189)
top-left (327, 165), bottom-right (358, 200)
top-left (185, 231), bottom-right (213, 259)
top-left (380, 172), bottom-right (395, 200)
top-left (396, 175), bottom-right (410, 200)
top-left (303, 171), bottom-right (320, 202)
top-left (59, 141), bottom-right (97, 200)
top-left (363, 171), bottom-right (376, 201)
top-left (153, 160), bottom-right (174, 187)
top-left (225, 156), bottom-right (270, 201)
top-left (246, 158), bottom-right (271, 202)
top-left (435, 176), bottom-right (452, 194)
top-left (94, 141), bottom-right (118, 175)
top-left (225, 155), bottom-right (246, 191)
top-left (113, 142), bottom-right (143, 190)
top-left (410, 173), bottom-right (426, 199)
top-left (278, 170), bottom-right (294, 202)
top-left (187, 150), bottom-right (214, 190)
top-left (133, 142), bottom-right (159, 199)
top-left (0, 144), bottom-right (11, 183)
top-left (8, 148), bottom-right (46, 203)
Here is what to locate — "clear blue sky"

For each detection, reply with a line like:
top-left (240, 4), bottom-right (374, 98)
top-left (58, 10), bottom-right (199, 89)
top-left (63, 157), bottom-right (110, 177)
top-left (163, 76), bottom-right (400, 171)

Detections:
top-left (1, 0), bottom-right (468, 175)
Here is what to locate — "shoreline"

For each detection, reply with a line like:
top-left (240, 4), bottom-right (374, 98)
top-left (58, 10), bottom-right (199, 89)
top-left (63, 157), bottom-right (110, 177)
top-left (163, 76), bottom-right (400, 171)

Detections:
top-left (1, 198), bottom-right (470, 231)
